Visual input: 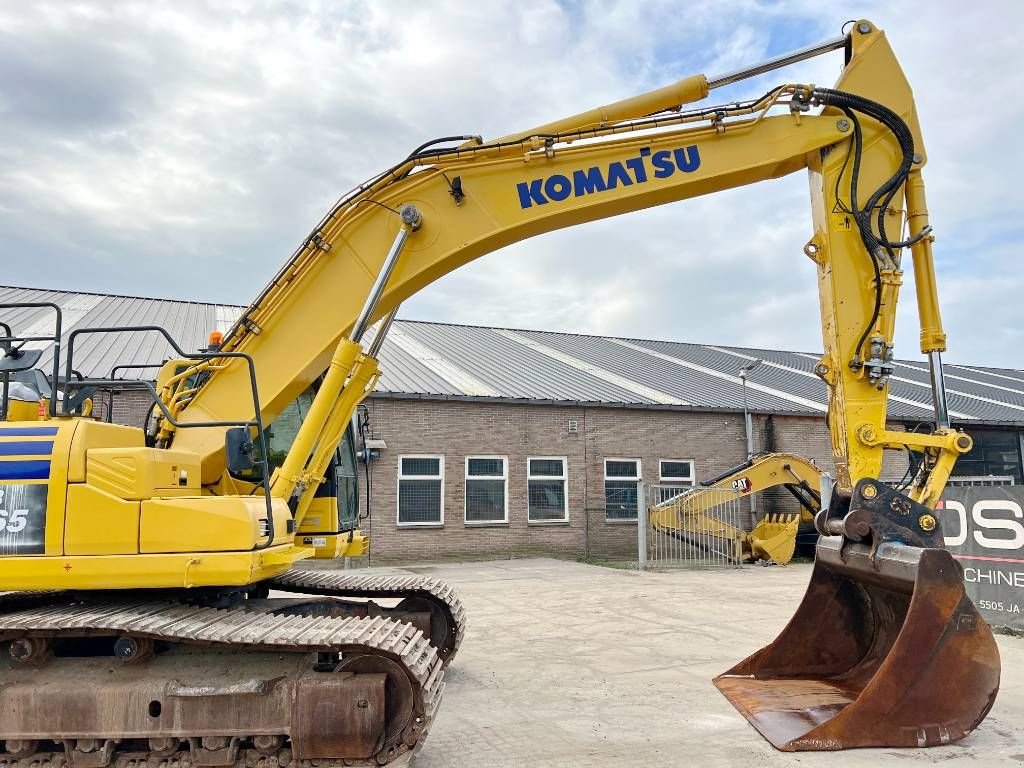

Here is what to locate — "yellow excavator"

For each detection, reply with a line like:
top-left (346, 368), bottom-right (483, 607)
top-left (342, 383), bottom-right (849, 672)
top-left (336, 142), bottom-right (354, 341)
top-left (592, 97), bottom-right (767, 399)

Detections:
top-left (648, 452), bottom-right (823, 565)
top-left (0, 19), bottom-right (1001, 761)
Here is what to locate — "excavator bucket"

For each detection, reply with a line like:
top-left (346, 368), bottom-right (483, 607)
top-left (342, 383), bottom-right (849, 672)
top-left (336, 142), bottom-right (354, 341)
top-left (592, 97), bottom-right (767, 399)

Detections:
top-left (715, 536), bottom-right (1000, 750)
top-left (747, 513), bottom-right (800, 565)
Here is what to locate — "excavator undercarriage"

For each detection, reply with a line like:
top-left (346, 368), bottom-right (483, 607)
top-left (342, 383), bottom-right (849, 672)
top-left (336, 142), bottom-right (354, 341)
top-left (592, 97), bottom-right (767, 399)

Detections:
top-left (0, 572), bottom-right (467, 768)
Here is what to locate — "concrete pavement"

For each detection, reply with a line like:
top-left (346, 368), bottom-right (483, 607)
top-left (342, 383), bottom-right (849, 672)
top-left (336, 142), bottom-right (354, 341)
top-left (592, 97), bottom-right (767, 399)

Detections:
top-left (373, 558), bottom-right (1022, 767)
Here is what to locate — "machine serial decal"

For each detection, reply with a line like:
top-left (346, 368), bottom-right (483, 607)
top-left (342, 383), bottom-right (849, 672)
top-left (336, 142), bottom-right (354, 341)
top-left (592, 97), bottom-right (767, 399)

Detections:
top-left (516, 145), bottom-right (701, 209)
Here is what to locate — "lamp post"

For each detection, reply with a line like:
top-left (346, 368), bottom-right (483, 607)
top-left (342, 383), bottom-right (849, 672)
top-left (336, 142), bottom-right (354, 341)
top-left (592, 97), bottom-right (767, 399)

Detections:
top-left (738, 359), bottom-right (763, 517)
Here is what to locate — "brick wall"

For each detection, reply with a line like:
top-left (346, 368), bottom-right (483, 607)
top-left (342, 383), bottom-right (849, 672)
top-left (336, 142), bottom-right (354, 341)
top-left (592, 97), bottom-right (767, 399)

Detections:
top-left (359, 398), bottom-right (840, 564)
top-left (89, 389), bottom-right (155, 429)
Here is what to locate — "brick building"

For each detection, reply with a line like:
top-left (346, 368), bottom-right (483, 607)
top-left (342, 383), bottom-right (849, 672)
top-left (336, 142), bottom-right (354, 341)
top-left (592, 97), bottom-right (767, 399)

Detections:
top-left (4, 285), bottom-right (1024, 564)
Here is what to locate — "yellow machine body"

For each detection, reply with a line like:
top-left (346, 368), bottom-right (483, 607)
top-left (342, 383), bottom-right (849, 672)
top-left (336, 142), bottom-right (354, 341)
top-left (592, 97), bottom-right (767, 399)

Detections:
top-left (0, 420), bottom-right (300, 589)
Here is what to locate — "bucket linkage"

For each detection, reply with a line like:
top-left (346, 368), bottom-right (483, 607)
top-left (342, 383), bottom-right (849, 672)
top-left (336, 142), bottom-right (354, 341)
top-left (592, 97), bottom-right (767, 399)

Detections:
top-left (715, 478), bottom-right (1001, 750)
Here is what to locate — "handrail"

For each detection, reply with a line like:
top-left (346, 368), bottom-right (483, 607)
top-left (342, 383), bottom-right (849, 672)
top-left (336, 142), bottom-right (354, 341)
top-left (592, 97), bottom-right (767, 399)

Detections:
top-left (62, 325), bottom-right (277, 550)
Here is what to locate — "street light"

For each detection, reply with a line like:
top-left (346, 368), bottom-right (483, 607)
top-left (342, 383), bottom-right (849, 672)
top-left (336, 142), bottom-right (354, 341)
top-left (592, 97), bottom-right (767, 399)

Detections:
top-left (738, 359), bottom-right (763, 459)
top-left (738, 359), bottom-right (763, 517)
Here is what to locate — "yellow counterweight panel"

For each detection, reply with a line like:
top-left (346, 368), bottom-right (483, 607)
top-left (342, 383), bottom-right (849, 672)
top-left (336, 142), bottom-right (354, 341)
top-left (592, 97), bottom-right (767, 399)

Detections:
top-left (64, 484), bottom-right (140, 555)
top-left (66, 420), bottom-right (144, 483)
top-left (139, 495), bottom-right (292, 554)
top-left (86, 447), bottom-right (200, 499)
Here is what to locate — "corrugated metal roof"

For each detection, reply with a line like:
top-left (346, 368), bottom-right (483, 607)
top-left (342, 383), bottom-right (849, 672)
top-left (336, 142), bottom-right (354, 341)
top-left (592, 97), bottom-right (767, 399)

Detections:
top-left (0, 286), bottom-right (241, 381)
top-left (2, 285), bottom-right (1022, 425)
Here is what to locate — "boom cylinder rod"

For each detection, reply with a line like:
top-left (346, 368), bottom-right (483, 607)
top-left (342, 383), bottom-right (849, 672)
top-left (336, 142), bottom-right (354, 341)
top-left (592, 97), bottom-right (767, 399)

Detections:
top-left (367, 307), bottom-right (399, 358)
top-left (707, 34), bottom-right (847, 90)
top-left (929, 351), bottom-right (951, 430)
top-left (350, 205), bottom-right (422, 343)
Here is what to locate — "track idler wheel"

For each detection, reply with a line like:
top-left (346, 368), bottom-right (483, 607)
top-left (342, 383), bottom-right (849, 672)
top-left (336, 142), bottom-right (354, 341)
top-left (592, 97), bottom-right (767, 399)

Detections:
top-left (4, 740), bottom-right (39, 758)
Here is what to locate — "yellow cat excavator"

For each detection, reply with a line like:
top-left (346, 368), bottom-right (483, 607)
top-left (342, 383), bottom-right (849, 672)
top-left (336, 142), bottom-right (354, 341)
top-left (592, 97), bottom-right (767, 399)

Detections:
top-left (648, 452), bottom-right (823, 565)
top-left (0, 19), bottom-right (1001, 761)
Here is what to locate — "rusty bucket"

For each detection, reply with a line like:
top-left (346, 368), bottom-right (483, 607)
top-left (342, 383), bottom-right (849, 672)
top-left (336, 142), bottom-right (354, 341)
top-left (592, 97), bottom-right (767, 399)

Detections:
top-left (715, 536), bottom-right (1000, 750)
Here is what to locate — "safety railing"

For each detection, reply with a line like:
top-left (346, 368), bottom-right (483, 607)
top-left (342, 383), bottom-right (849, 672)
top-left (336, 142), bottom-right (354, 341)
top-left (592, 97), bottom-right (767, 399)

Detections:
top-left (639, 482), bottom-right (744, 570)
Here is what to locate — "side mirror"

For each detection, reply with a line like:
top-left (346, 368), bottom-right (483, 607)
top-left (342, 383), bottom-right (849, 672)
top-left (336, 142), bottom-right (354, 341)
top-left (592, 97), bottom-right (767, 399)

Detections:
top-left (225, 427), bottom-right (255, 475)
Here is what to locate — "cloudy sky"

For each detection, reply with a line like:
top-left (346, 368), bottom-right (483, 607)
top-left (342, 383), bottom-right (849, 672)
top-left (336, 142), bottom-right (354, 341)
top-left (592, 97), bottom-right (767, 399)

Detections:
top-left (1, 1), bottom-right (1021, 367)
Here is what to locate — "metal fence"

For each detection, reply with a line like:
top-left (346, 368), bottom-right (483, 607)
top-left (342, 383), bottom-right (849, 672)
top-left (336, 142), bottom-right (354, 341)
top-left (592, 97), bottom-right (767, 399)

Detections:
top-left (638, 482), bottom-right (745, 569)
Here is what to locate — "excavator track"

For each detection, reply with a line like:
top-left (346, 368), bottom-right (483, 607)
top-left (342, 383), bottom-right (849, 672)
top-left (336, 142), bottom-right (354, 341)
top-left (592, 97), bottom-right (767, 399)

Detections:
top-left (0, 591), bottom-right (446, 768)
top-left (267, 571), bottom-right (466, 665)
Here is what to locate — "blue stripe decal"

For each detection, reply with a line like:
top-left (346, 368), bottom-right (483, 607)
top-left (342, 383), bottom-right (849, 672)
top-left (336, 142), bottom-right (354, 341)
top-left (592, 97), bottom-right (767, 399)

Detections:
top-left (0, 441), bottom-right (53, 456)
top-left (0, 461), bottom-right (51, 480)
top-left (0, 427), bottom-right (59, 437)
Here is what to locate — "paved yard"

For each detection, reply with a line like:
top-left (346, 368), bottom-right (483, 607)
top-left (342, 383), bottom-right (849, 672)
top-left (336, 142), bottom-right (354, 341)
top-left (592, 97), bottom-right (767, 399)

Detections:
top-left (365, 558), bottom-right (1022, 767)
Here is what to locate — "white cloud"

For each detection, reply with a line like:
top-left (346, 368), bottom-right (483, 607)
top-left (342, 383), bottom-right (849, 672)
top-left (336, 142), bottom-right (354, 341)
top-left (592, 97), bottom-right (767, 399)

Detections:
top-left (0, 0), bottom-right (1021, 367)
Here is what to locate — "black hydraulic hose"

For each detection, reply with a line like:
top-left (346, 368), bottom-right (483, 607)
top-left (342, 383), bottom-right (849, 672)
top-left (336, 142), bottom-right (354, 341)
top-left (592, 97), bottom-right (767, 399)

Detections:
top-left (812, 88), bottom-right (920, 367)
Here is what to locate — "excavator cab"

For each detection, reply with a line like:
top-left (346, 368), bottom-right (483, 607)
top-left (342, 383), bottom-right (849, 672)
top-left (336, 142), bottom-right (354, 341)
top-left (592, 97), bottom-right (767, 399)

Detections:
top-left (226, 387), bottom-right (368, 559)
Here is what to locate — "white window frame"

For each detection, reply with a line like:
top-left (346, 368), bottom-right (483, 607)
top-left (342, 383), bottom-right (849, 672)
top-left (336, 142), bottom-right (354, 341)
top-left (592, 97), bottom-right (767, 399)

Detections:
top-left (527, 456), bottom-right (569, 523)
top-left (464, 455), bottom-right (509, 525)
top-left (397, 454), bottom-right (444, 527)
top-left (604, 457), bottom-right (642, 522)
top-left (659, 459), bottom-right (696, 485)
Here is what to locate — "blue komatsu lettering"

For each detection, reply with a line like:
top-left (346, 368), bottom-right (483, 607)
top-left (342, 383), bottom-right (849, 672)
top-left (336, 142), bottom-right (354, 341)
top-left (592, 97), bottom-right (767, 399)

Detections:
top-left (573, 167), bottom-right (608, 196)
top-left (624, 156), bottom-right (648, 183)
top-left (544, 174), bottom-right (572, 202)
top-left (651, 150), bottom-right (674, 178)
top-left (605, 162), bottom-right (633, 189)
top-left (516, 144), bottom-right (701, 208)
top-left (517, 179), bottom-right (548, 208)
top-left (673, 145), bottom-right (700, 173)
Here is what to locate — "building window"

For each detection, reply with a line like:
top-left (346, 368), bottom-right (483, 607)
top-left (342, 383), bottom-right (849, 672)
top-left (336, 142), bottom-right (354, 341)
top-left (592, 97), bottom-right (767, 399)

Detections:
top-left (465, 456), bottom-right (508, 524)
top-left (398, 455), bottom-right (444, 526)
top-left (952, 428), bottom-right (1023, 484)
top-left (528, 457), bottom-right (568, 522)
top-left (605, 458), bottom-right (641, 521)
top-left (658, 459), bottom-right (695, 503)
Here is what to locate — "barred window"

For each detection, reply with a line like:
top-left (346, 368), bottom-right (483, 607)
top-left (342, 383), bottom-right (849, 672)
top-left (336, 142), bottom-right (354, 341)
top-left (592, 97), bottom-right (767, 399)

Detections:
top-left (605, 458), bottom-right (641, 520)
top-left (398, 455), bottom-right (443, 526)
top-left (465, 456), bottom-right (507, 524)
top-left (658, 459), bottom-right (695, 504)
top-left (528, 457), bottom-right (568, 522)
top-left (951, 428), bottom-right (1023, 484)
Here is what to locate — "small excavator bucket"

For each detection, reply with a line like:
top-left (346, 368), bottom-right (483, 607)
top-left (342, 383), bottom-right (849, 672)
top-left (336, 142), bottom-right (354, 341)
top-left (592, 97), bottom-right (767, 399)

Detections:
top-left (747, 514), bottom-right (800, 565)
top-left (715, 536), bottom-right (1000, 750)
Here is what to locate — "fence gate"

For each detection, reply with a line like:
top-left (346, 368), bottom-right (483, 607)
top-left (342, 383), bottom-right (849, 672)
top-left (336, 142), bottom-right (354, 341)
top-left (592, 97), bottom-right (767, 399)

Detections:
top-left (638, 482), bottom-right (745, 569)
